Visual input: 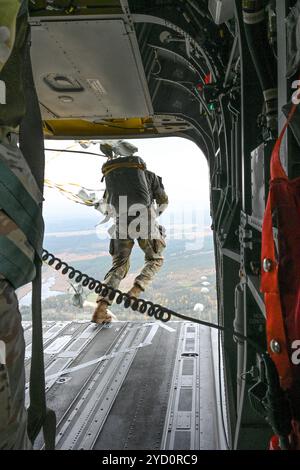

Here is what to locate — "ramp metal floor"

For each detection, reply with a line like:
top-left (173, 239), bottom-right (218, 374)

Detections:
top-left (22, 320), bottom-right (226, 450)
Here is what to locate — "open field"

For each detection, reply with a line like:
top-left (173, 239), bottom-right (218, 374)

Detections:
top-left (20, 224), bottom-right (217, 323)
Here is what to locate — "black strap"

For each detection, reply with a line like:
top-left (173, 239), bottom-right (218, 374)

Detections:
top-left (19, 31), bottom-right (45, 192)
top-left (19, 29), bottom-right (56, 450)
top-left (27, 264), bottom-right (56, 449)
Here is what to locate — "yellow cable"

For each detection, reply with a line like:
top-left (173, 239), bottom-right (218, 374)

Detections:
top-left (44, 179), bottom-right (95, 206)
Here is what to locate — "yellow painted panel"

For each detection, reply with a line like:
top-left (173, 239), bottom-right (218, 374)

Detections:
top-left (43, 118), bottom-right (158, 138)
top-left (30, 0), bottom-right (122, 16)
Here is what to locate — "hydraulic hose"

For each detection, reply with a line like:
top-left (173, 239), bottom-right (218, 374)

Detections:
top-left (242, 0), bottom-right (277, 131)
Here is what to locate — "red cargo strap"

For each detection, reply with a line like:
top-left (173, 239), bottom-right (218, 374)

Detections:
top-left (270, 104), bottom-right (297, 180)
top-left (269, 420), bottom-right (300, 450)
top-left (261, 102), bottom-right (298, 390)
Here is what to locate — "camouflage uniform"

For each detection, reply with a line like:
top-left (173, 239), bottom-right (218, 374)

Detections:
top-left (99, 170), bottom-right (169, 304)
top-left (0, 277), bottom-right (31, 450)
top-left (0, 1), bottom-right (42, 450)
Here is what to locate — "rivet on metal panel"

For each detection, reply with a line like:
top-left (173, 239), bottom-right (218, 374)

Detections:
top-left (270, 339), bottom-right (281, 354)
top-left (59, 95), bottom-right (74, 103)
top-left (263, 258), bottom-right (273, 272)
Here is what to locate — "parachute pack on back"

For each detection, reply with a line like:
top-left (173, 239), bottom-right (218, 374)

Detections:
top-left (102, 156), bottom-right (151, 214)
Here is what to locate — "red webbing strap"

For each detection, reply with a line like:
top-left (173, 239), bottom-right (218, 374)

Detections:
top-left (271, 103), bottom-right (297, 180)
top-left (261, 102), bottom-right (298, 390)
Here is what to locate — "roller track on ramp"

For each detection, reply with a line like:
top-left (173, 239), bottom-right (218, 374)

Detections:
top-left (23, 320), bottom-right (227, 450)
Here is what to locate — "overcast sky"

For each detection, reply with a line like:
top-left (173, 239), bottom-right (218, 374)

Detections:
top-left (43, 136), bottom-right (210, 229)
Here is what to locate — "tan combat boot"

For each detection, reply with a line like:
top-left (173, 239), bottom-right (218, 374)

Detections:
top-left (127, 284), bottom-right (144, 299)
top-left (91, 300), bottom-right (115, 324)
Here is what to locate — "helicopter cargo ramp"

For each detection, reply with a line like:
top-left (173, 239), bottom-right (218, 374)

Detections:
top-left (22, 320), bottom-right (227, 450)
